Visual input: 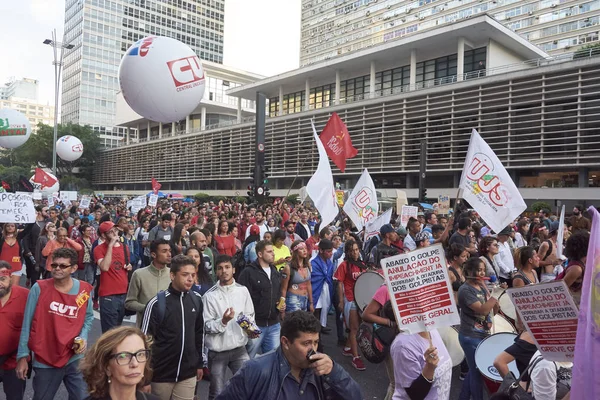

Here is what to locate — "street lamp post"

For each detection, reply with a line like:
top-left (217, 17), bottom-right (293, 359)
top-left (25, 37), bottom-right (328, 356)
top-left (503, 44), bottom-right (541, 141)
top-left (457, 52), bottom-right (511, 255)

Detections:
top-left (43, 29), bottom-right (74, 177)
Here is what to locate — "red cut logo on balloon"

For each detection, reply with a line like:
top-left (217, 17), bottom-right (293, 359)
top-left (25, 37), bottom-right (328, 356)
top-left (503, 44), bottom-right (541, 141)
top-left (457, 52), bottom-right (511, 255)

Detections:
top-left (166, 56), bottom-right (205, 91)
top-left (72, 144), bottom-right (84, 152)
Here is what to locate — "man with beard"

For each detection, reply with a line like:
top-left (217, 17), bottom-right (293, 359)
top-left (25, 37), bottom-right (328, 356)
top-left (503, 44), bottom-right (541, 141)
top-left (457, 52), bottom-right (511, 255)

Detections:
top-left (283, 220), bottom-right (302, 249)
top-left (569, 204), bottom-right (591, 233)
top-left (23, 205), bottom-right (49, 287)
top-left (190, 231), bottom-right (214, 281)
top-left (245, 211), bottom-right (269, 240)
top-left (0, 260), bottom-right (29, 400)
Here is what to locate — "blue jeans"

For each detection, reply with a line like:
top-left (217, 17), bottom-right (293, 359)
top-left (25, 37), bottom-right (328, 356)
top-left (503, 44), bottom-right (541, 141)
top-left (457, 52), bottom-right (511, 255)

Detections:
top-left (246, 323), bottom-right (281, 359)
top-left (286, 293), bottom-right (308, 312)
top-left (100, 294), bottom-right (126, 333)
top-left (1, 368), bottom-right (26, 400)
top-left (32, 360), bottom-right (86, 400)
top-left (458, 333), bottom-right (485, 400)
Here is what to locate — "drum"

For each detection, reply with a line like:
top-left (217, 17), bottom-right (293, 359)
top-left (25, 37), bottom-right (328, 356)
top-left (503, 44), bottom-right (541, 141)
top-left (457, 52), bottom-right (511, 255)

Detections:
top-left (492, 314), bottom-right (516, 334)
top-left (353, 271), bottom-right (384, 312)
top-left (438, 326), bottom-right (464, 367)
top-left (498, 291), bottom-right (517, 327)
top-left (475, 332), bottom-right (520, 394)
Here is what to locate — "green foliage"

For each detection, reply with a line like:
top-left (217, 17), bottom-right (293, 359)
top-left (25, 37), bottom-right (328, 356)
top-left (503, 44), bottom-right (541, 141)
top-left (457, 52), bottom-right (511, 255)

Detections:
top-left (0, 165), bottom-right (32, 190)
top-left (235, 196), bottom-right (248, 204)
top-left (573, 43), bottom-right (600, 59)
top-left (530, 201), bottom-right (552, 213)
top-left (1, 123), bottom-right (102, 187)
top-left (194, 193), bottom-right (211, 201)
top-left (212, 195), bottom-right (227, 203)
top-left (286, 194), bottom-right (300, 203)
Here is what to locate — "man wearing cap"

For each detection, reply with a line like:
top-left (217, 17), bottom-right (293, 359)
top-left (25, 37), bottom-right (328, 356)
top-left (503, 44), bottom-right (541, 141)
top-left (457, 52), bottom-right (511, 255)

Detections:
top-left (15, 248), bottom-right (93, 400)
top-left (93, 221), bottom-right (132, 333)
top-left (311, 239), bottom-right (335, 333)
top-left (496, 226), bottom-right (517, 286)
top-left (371, 224), bottom-right (401, 267)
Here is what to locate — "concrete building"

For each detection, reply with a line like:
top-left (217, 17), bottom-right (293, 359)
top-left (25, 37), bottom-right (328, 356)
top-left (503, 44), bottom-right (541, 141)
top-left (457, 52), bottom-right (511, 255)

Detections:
top-left (300, 0), bottom-right (600, 66)
top-left (113, 60), bottom-right (263, 145)
top-left (0, 78), bottom-right (39, 101)
top-left (93, 15), bottom-right (600, 206)
top-left (61, 0), bottom-right (225, 147)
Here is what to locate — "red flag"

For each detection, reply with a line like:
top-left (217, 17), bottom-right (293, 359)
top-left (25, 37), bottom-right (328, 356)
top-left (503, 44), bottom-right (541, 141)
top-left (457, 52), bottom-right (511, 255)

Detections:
top-left (151, 177), bottom-right (162, 194)
top-left (319, 112), bottom-right (358, 172)
top-left (1, 181), bottom-right (9, 190)
top-left (32, 168), bottom-right (57, 189)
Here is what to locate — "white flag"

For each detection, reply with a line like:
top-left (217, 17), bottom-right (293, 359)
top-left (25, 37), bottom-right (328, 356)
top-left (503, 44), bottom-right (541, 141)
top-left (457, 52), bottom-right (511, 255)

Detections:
top-left (364, 208), bottom-right (393, 245)
top-left (306, 121), bottom-right (339, 232)
top-left (557, 205), bottom-right (565, 259)
top-left (343, 168), bottom-right (378, 231)
top-left (459, 129), bottom-right (526, 233)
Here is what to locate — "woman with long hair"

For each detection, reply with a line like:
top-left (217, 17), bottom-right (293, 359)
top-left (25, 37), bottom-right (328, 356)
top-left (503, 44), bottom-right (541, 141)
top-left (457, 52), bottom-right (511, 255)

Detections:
top-left (81, 326), bottom-right (159, 400)
top-left (478, 236), bottom-right (502, 281)
top-left (0, 222), bottom-right (32, 285)
top-left (214, 220), bottom-right (236, 256)
top-left (169, 223), bottom-right (188, 256)
top-left (447, 243), bottom-right (469, 303)
top-left (512, 246), bottom-right (540, 288)
top-left (228, 222), bottom-right (242, 252)
top-left (185, 246), bottom-right (214, 294)
top-left (514, 219), bottom-right (529, 247)
top-left (279, 240), bottom-right (313, 314)
top-left (559, 231), bottom-right (590, 307)
top-left (333, 239), bottom-right (371, 371)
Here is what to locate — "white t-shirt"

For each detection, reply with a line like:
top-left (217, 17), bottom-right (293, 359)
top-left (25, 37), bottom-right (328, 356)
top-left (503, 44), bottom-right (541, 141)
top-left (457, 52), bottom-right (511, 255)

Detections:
top-left (530, 351), bottom-right (572, 400)
top-left (245, 223), bottom-right (269, 240)
top-left (391, 330), bottom-right (452, 400)
top-left (262, 266), bottom-right (271, 280)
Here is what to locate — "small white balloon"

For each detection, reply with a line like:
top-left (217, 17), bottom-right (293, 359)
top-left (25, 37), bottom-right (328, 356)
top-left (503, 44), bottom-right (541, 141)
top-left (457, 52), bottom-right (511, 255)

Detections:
top-left (0, 109), bottom-right (31, 149)
top-left (119, 36), bottom-right (206, 123)
top-left (56, 135), bottom-right (84, 161)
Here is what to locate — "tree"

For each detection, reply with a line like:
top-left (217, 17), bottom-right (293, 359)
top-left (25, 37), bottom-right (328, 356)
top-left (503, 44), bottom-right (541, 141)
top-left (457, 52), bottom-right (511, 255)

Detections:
top-left (531, 201), bottom-right (552, 213)
top-left (0, 166), bottom-right (32, 190)
top-left (1, 123), bottom-right (102, 187)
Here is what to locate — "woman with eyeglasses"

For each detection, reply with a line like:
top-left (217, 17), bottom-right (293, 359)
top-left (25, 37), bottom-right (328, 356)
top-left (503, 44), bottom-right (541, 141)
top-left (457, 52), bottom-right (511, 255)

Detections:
top-left (81, 326), bottom-right (160, 400)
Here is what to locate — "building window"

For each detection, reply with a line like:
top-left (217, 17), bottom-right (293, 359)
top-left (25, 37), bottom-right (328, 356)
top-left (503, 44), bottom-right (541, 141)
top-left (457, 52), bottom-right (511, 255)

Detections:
top-left (464, 47), bottom-right (487, 76)
top-left (269, 97), bottom-right (279, 117)
top-left (340, 75), bottom-right (369, 103)
top-left (375, 65), bottom-right (410, 94)
top-left (282, 91), bottom-right (305, 115)
top-left (309, 83), bottom-right (335, 110)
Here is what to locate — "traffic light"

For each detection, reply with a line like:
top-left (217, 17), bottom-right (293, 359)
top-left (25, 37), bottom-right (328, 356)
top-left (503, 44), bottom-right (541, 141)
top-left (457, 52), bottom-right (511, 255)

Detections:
top-left (247, 174), bottom-right (256, 198)
top-left (419, 187), bottom-right (428, 202)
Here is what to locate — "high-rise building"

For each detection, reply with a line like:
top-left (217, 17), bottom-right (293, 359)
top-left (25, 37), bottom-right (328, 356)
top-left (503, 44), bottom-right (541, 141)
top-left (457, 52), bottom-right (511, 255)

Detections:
top-left (61, 0), bottom-right (225, 146)
top-left (300, 0), bottom-right (600, 66)
top-left (1, 78), bottom-right (39, 101)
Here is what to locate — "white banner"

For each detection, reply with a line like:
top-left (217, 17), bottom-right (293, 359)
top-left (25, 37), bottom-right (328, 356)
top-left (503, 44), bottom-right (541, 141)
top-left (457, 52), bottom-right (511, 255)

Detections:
top-left (400, 205), bottom-right (418, 228)
top-left (364, 208), bottom-right (392, 245)
top-left (148, 194), bottom-right (159, 207)
top-left (343, 168), bottom-right (378, 231)
top-left (557, 205), bottom-right (565, 259)
top-left (438, 195), bottom-right (450, 215)
top-left (306, 121), bottom-right (339, 232)
top-left (459, 129), bottom-right (526, 233)
top-left (381, 244), bottom-right (460, 334)
top-left (507, 281), bottom-right (578, 361)
top-left (32, 191), bottom-right (42, 200)
top-left (0, 193), bottom-right (36, 223)
top-left (79, 196), bottom-right (91, 209)
top-left (60, 191), bottom-right (78, 201)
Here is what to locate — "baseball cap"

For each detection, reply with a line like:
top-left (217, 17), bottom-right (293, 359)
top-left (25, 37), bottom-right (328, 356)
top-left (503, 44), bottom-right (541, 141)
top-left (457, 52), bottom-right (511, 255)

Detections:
top-left (99, 221), bottom-right (115, 235)
top-left (380, 224), bottom-right (395, 236)
top-left (396, 226), bottom-right (407, 237)
top-left (549, 221), bottom-right (560, 235)
top-left (249, 225), bottom-right (260, 236)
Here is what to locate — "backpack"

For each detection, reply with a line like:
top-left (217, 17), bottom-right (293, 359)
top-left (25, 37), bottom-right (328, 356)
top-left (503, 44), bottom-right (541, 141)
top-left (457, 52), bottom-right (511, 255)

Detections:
top-left (520, 356), bottom-right (571, 399)
top-left (356, 300), bottom-right (397, 364)
top-left (154, 289), bottom-right (202, 324)
top-left (232, 249), bottom-right (246, 281)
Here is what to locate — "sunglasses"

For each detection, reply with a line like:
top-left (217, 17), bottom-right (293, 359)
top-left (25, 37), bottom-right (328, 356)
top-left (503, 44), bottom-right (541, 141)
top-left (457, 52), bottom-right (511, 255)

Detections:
top-left (50, 263), bottom-right (72, 270)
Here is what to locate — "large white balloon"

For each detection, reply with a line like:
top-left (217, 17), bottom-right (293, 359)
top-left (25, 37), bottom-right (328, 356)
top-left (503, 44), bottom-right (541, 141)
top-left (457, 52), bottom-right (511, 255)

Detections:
top-left (56, 135), bottom-right (84, 161)
top-left (0, 109), bottom-right (31, 149)
top-left (119, 36), bottom-right (206, 123)
top-left (30, 171), bottom-right (59, 195)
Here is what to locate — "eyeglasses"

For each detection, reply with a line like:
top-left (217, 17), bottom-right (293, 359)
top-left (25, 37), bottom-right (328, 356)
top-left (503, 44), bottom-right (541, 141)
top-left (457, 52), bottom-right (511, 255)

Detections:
top-left (50, 263), bottom-right (72, 269)
top-left (111, 350), bottom-right (150, 365)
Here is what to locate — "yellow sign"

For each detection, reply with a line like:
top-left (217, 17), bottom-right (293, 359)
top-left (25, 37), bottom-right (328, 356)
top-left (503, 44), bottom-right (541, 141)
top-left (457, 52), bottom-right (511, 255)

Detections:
top-left (335, 190), bottom-right (345, 206)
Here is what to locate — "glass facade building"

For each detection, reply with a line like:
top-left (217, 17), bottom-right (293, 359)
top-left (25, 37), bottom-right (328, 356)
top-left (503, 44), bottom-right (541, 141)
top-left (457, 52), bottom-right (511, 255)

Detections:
top-left (300, 0), bottom-right (600, 66)
top-left (61, 0), bottom-right (225, 147)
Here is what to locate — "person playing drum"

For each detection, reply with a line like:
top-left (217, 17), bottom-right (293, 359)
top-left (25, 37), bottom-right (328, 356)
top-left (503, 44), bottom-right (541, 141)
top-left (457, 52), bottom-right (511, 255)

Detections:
top-left (333, 239), bottom-right (370, 371)
top-left (458, 257), bottom-right (499, 400)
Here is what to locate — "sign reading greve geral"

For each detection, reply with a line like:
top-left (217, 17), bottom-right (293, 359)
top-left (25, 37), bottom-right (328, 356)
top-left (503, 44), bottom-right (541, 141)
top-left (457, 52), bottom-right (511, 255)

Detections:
top-left (0, 193), bottom-right (36, 223)
top-left (381, 244), bottom-right (460, 334)
top-left (507, 281), bottom-right (578, 362)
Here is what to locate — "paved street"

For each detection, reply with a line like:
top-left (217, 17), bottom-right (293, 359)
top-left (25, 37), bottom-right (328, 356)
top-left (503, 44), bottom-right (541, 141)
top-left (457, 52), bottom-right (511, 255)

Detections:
top-left (3, 307), bottom-right (466, 399)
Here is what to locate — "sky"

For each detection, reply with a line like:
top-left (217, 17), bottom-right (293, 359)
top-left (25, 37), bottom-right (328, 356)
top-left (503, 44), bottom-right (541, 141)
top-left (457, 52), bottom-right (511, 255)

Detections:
top-left (0, 0), bottom-right (301, 105)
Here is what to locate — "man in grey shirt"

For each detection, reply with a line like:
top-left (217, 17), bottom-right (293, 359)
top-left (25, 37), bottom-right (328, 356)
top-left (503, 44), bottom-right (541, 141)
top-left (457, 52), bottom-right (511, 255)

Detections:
top-left (148, 214), bottom-right (174, 242)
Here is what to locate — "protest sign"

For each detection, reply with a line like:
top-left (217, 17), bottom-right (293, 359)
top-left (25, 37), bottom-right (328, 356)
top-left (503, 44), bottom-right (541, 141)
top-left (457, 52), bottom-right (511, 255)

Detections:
top-left (507, 281), bottom-right (578, 361)
top-left (438, 195), bottom-right (450, 215)
top-left (79, 196), bottom-right (91, 209)
top-left (400, 205), bottom-right (418, 228)
top-left (133, 196), bottom-right (147, 208)
top-left (0, 193), bottom-right (36, 223)
top-left (126, 200), bottom-right (133, 210)
top-left (459, 129), bottom-right (526, 233)
top-left (60, 191), bottom-right (78, 201)
top-left (148, 194), bottom-right (159, 207)
top-left (47, 196), bottom-right (54, 207)
top-left (381, 244), bottom-right (460, 334)
top-left (32, 191), bottom-right (42, 200)
top-left (396, 190), bottom-right (407, 212)
top-left (335, 190), bottom-right (345, 207)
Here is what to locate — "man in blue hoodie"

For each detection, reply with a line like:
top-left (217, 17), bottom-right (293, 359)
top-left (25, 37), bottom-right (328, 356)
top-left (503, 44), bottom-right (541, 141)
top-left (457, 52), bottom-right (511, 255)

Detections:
top-left (310, 239), bottom-right (334, 334)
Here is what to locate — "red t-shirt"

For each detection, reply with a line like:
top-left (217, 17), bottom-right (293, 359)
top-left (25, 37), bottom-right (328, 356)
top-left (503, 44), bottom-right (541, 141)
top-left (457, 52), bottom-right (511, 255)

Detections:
top-left (214, 234), bottom-right (236, 256)
top-left (333, 261), bottom-right (364, 302)
top-left (0, 285), bottom-right (29, 370)
top-left (305, 236), bottom-right (318, 254)
top-left (1, 241), bottom-right (22, 272)
top-left (93, 243), bottom-right (129, 296)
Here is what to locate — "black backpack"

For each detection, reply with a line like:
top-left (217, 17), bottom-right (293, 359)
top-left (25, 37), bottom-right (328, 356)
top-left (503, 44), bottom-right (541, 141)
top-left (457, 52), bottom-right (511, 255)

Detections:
top-left (232, 249), bottom-right (246, 280)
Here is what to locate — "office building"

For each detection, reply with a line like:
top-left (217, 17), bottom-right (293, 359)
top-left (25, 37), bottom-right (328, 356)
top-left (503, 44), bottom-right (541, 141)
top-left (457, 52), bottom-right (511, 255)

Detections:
top-left (300, 0), bottom-right (600, 66)
top-left (93, 15), bottom-right (600, 205)
top-left (61, 0), bottom-right (225, 146)
top-left (1, 77), bottom-right (39, 101)
top-left (0, 78), bottom-right (54, 131)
